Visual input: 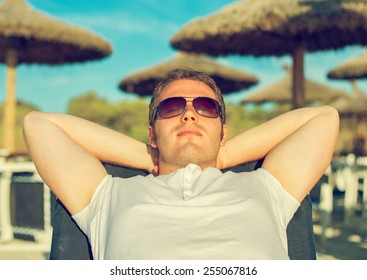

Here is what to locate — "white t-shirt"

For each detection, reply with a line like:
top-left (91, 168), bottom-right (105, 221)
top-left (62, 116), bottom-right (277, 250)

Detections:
top-left (73, 164), bottom-right (300, 260)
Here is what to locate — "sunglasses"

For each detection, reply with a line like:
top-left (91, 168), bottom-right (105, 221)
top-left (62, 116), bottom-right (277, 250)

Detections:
top-left (155, 96), bottom-right (222, 120)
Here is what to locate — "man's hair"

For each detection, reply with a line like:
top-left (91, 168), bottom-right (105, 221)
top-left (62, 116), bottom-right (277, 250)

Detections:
top-left (149, 68), bottom-right (226, 126)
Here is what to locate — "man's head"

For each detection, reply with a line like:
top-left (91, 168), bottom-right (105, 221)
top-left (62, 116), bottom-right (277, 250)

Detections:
top-left (148, 69), bottom-right (228, 174)
top-left (149, 69), bottom-right (226, 126)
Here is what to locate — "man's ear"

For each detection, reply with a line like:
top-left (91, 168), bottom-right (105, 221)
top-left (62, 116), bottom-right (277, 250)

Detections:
top-left (148, 126), bottom-right (157, 148)
top-left (220, 124), bottom-right (228, 147)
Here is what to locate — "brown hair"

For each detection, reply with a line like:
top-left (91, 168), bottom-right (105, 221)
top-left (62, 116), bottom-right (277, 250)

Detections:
top-left (149, 68), bottom-right (226, 125)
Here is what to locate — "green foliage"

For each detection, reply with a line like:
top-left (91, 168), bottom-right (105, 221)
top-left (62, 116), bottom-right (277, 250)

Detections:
top-left (267, 103), bottom-right (291, 119)
top-left (110, 100), bottom-right (149, 143)
top-left (67, 92), bottom-right (150, 143)
top-left (68, 92), bottom-right (116, 126)
top-left (0, 100), bottom-right (40, 151)
top-left (225, 103), bottom-right (270, 139)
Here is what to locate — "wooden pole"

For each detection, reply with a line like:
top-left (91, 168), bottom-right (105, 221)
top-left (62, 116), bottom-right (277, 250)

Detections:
top-left (292, 43), bottom-right (305, 109)
top-left (3, 49), bottom-right (18, 154)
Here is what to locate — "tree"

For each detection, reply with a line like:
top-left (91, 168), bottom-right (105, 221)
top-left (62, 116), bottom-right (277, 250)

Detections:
top-left (225, 103), bottom-right (269, 139)
top-left (67, 92), bottom-right (149, 143)
top-left (110, 100), bottom-right (149, 143)
top-left (0, 100), bottom-right (39, 152)
top-left (68, 92), bottom-right (116, 126)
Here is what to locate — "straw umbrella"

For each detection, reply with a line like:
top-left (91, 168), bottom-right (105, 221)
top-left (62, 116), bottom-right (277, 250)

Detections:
top-left (119, 52), bottom-right (259, 96)
top-left (327, 51), bottom-right (367, 118)
top-left (332, 85), bottom-right (367, 117)
top-left (0, 0), bottom-right (112, 153)
top-left (243, 66), bottom-right (349, 105)
top-left (331, 83), bottom-right (367, 156)
top-left (171, 0), bottom-right (367, 109)
top-left (327, 55), bottom-right (367, 156)
top-left (327, 51), bottom-right (367, 116)
top-left (327, 52), bottom-right (367, 80)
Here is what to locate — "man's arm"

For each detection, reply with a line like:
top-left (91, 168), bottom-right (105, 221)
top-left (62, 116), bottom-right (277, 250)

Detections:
top-left (218, 106), bottom-right (339, 202)
top-left (23, 111), bottom-right (155, 215)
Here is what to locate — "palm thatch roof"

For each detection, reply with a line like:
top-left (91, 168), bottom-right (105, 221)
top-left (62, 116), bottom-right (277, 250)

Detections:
top-left (0, 0), bottom-right (112, 64)
top-left (327, 54), bottom-right (367, 116)
top-left (329, 81), bottom-right (367, 116)
top-left (243, 67), bottom-right (348, 105)
top-left (334, 94), bottom-right (367, 116)
top-left (327, 52), bottom-right (367, 80)
top-left (0, 0), bottom-right (112, 153)
top-left (171, 0), bottom-right (367, 109)
top-left (171, 0), bottom-right (367, 56)
top-left (119, 52), bottom-right (259, 96)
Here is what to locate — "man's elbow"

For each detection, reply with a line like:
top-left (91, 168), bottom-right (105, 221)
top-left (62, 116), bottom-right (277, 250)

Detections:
top-left (23, 110), bottom-right (40, 128)
top-left (23, 111), bottom-right (46, 138)
top-left (321, 106), bottom-right (340, 148)
top-left (319, 105), bottom-right (340, 128)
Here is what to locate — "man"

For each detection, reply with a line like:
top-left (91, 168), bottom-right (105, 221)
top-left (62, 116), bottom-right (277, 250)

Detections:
top-left (23, 69), bottom-right (339, 259)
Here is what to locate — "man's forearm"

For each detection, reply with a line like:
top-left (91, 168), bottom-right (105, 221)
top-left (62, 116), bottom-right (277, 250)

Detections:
top-left (219, 106), bottom-right (338, 168)
top-left (24, 111), bottom-right (154, 172)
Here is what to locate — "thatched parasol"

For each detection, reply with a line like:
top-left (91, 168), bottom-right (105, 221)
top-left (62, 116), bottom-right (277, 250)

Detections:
top-left (243, 66), bottom-right (348, 105)
top-left (334, 90), bottom-right (367, 117)
top-left (329, 82), bottom-right (367, 155)
top-left (328, 80), bottom-right (367, 116)
top-left (119, 52), bottom-right (259, 96)
top-left (327, 52), bottom-right (367, 115)
top-left (0, 0), bottom-right (112, 153)
top-left (327, 52), bottom-right (367, 80)
top-left (327, 55), bottom-right (367, 155)
top-left (171, 0), bottom-right (367, 109)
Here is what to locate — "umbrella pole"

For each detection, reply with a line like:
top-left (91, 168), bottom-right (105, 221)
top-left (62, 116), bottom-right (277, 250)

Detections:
top-left (350, 79), bottom-right (362, 98)
top-left (3, 49), bottom-right (17, 154)
top-left (292, 43), bottom-right (305, 109)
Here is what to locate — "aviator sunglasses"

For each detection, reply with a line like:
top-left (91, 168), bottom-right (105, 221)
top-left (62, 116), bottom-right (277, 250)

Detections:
top-left (155, 96), bottom-right (222, 120)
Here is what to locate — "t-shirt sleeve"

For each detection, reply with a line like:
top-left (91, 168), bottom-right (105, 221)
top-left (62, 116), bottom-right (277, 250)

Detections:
top-left (257, 168), bottom-right (300, 227)
top-left (72, 174), bottom-right (113, 235)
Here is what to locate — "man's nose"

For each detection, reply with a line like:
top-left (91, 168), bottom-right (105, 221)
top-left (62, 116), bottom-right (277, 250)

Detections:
top-left (181, 103), bottom-right (198, 123)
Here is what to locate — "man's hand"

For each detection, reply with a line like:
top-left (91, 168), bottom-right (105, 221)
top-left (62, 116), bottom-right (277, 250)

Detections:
top-left (147, 144), bottom-right (159, 175)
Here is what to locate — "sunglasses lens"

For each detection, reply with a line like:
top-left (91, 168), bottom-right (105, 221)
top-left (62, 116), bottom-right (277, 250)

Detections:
top-left (156, 97), bottom-right (221, 119)
top-left (157, 97), bottom-right (186, 118)
top-left (194, 97), bottom-right (220, 118)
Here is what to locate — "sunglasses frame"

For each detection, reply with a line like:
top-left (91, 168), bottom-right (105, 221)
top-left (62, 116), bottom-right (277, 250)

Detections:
top-left (154, 96), bottom-right (222, 121)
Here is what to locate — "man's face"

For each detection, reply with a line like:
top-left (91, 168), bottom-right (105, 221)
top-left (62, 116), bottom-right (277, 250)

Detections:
top-left (149, 79), bottom-right (227, 173)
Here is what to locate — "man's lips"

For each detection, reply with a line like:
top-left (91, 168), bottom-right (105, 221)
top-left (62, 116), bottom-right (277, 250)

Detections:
top-left (177, 129), bottom-right (202, 137)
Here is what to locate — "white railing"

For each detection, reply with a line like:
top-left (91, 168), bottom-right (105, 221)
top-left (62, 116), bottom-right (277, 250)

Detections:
top-left (319, 154), bottom-right (367, 230)
top-left (0, 161), bottom-right (52, 244)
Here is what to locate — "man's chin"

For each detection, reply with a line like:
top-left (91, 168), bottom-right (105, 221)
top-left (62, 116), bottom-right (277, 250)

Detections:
top-left (176, 148), bottom-right (212, 167)
top-left (179, 144), bottom-right (201, 156)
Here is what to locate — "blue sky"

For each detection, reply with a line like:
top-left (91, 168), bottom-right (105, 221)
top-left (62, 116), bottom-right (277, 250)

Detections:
top-left (0, 0), bottom-right (366, 113)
